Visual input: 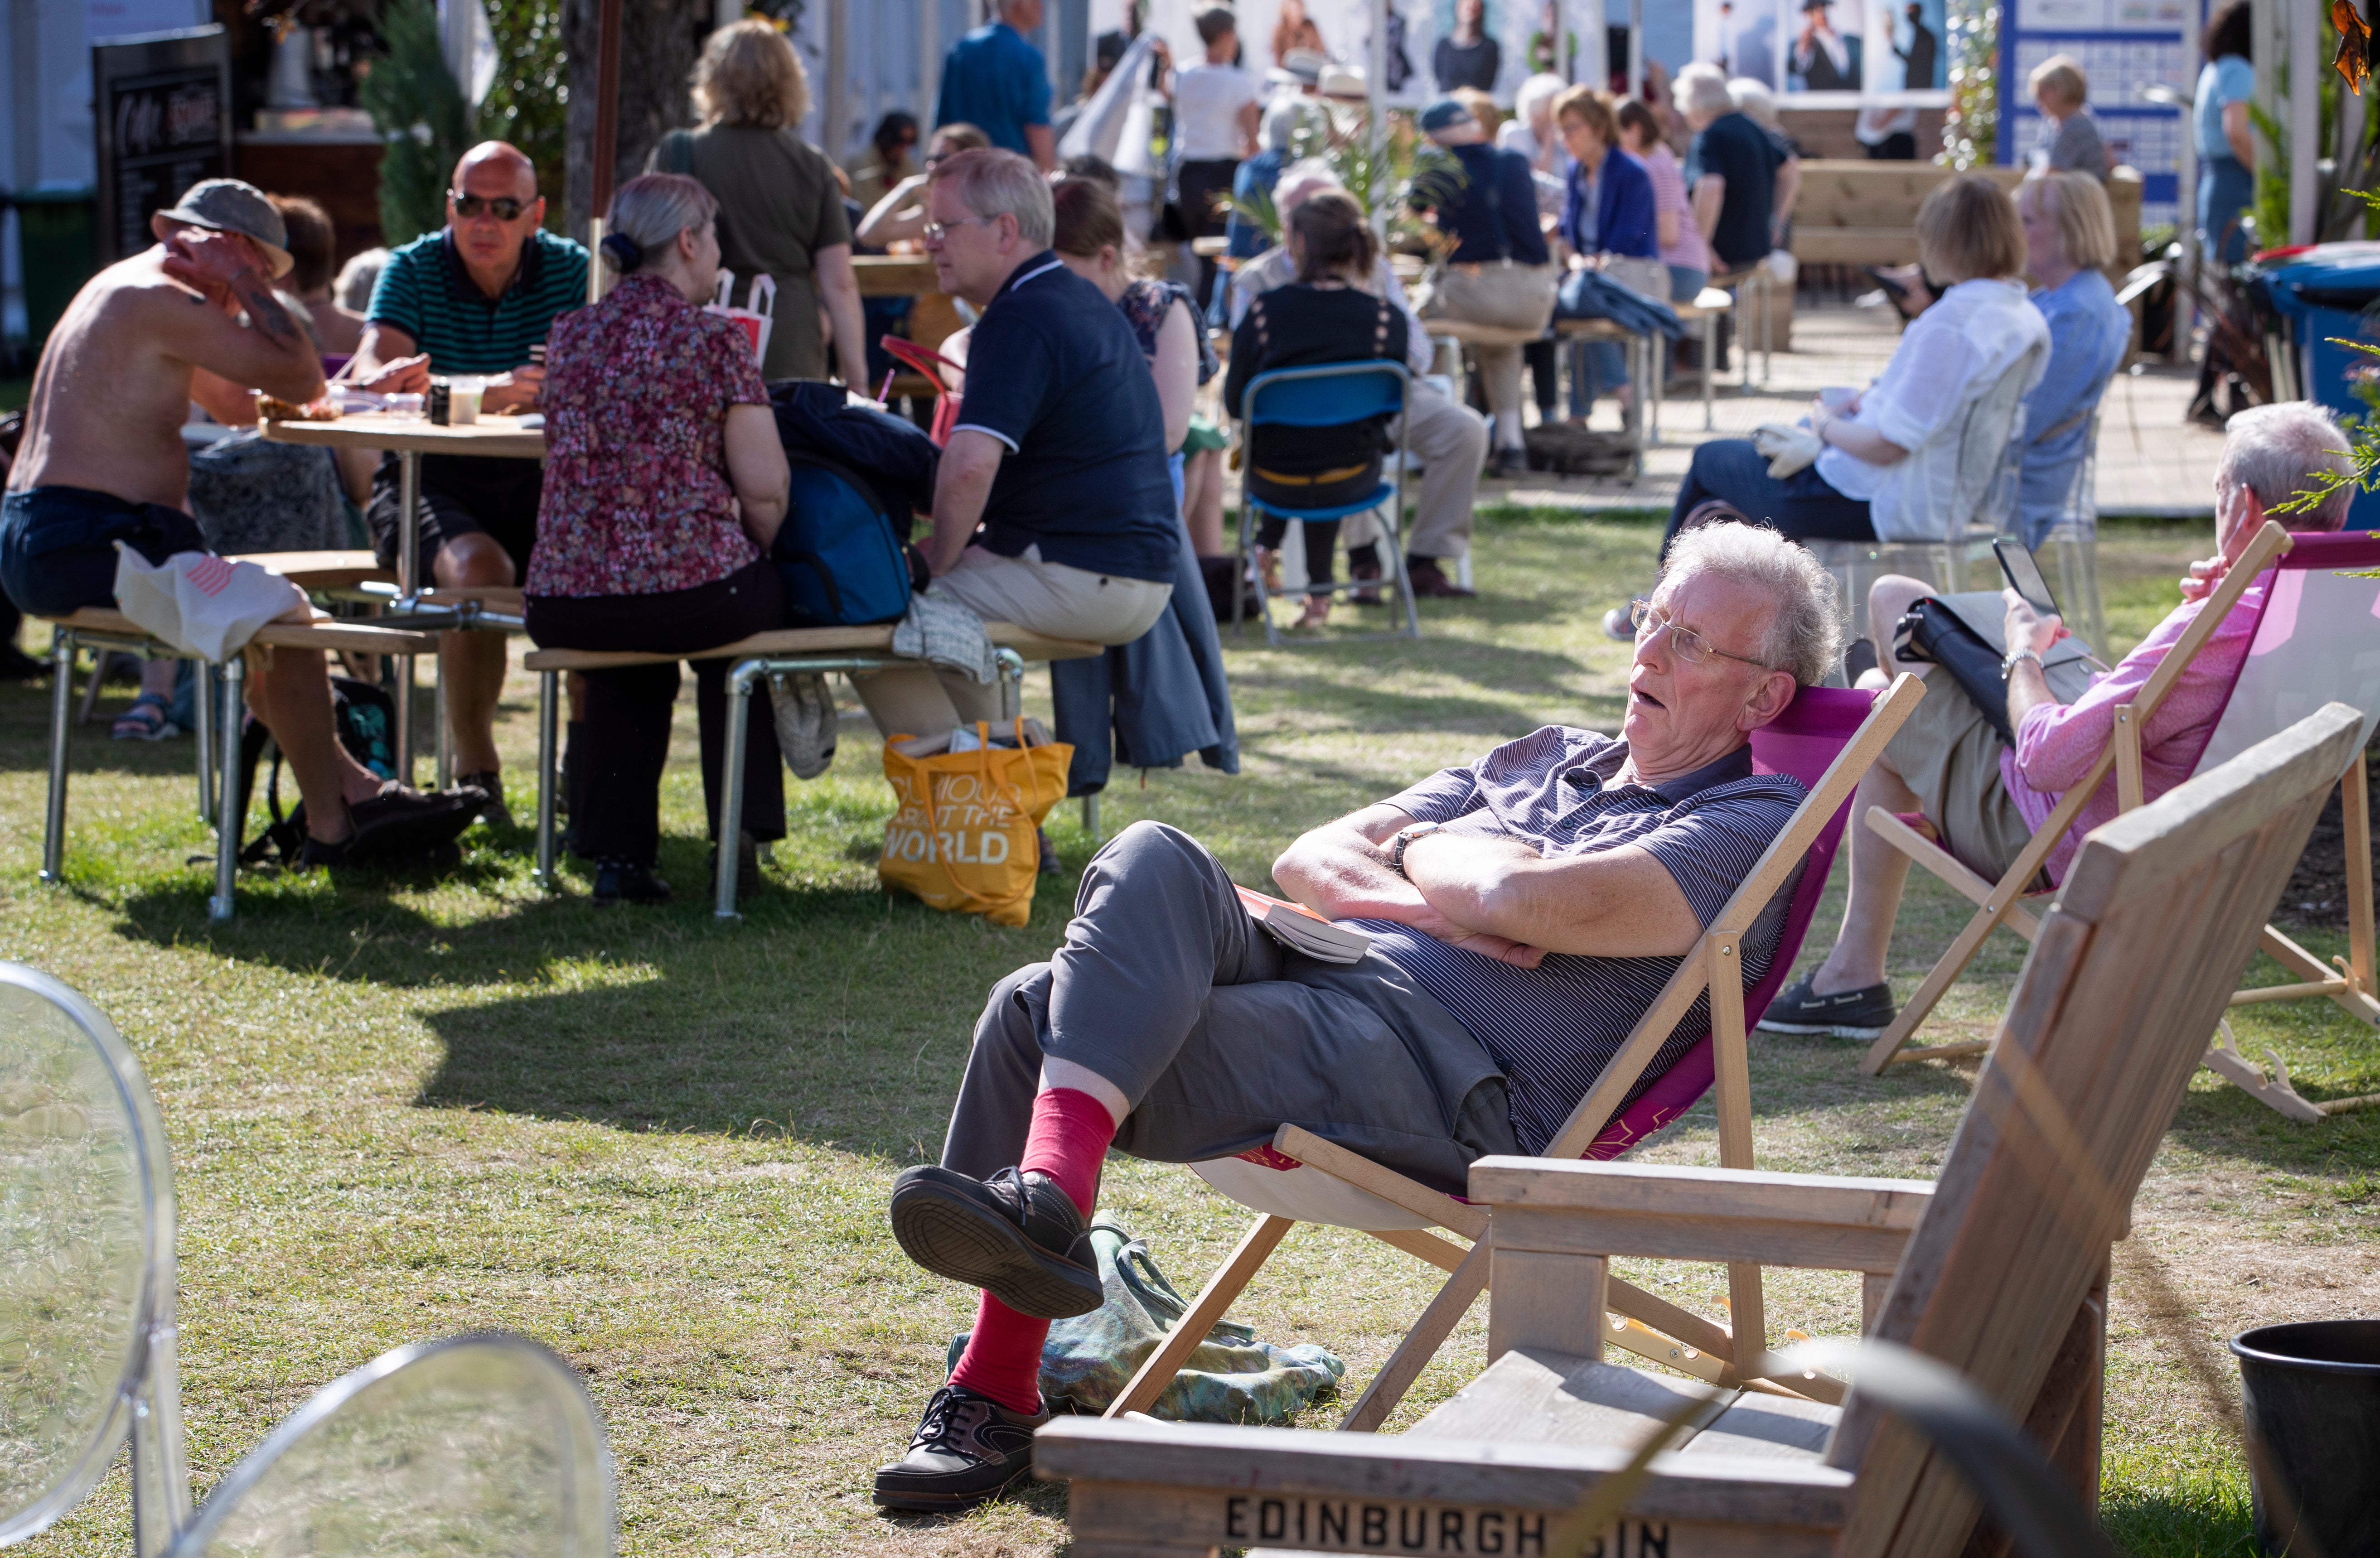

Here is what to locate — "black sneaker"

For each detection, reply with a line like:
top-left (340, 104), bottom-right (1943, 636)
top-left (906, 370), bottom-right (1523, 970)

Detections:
top-left (888, 1166), bottom-right (1103, 1319)
top-left (592, 860), bottom-right (672, 906)
top-left (457, 769), bottom-right (513, 829)
top-left (1756, 971), bottom-right (1898, 1040)
top-left (871, 1384), bottom-right (1047, 1511)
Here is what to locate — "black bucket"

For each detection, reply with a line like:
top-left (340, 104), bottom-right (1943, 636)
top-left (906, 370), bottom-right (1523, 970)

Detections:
top-left (2230, 1320), bottom-right (2380, 1557)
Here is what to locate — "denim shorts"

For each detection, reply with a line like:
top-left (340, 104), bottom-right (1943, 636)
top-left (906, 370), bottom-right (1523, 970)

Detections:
top-left (0, 485), bottom-right (209, 618)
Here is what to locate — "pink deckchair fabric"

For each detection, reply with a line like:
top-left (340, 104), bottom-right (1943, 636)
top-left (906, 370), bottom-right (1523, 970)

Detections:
top-left (1584, 683), bottom-right (1877, 1157)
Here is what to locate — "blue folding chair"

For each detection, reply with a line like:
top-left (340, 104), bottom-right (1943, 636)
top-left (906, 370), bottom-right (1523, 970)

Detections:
top-left (1233, 360), bottom-right (1422, 646)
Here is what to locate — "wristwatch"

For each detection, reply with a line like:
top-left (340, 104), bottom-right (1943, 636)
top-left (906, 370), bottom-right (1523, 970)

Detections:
top-left (1388, 822), bottom-right (1442, 880)
top-left (2002, 645), bottom-right (2043, 680)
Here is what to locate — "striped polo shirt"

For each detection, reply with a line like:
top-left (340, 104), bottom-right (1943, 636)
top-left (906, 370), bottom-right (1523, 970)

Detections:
top-left (365, 228), bottom-right (590, 374)
top-left (1350, 728), bottom-right (1807, 1156)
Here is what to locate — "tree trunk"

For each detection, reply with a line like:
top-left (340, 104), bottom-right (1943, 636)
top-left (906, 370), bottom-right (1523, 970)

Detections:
top-left (562, 0), bottom-right (716, 240)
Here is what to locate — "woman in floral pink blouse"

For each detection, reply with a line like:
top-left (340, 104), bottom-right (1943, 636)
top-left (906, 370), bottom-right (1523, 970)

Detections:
top-left (527, 172), bottom-right (791, 906)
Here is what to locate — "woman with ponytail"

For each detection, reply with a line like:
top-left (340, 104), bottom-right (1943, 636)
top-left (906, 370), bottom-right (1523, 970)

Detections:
top-left (526, 172), bottom-right (794, 906)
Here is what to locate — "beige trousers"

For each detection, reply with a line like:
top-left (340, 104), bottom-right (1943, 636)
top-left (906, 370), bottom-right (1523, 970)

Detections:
top-left (853, 545), bottom-right (1173, 740)
top-left (1424, 262), bottom-right (1558, 449)
top-left (1401, 381), bottom-right (1491, 560)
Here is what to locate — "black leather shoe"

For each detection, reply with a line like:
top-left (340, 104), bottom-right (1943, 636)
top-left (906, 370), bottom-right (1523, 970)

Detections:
top-left (1756, 971), bottom-right (1898, 1040)
top-left (889, 1165), bottom-right (1103, 1318)
top-left (871, 1384), bottom-right (1047, 1511)
top-left (456, 769), bottom-right (513, 828)
top-left (592, 860), bottom-right (672, 906)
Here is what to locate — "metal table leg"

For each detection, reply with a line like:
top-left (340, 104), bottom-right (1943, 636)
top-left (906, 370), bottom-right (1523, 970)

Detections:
top-left (434, 653), bottom-right (452, 787)
top-left (1703, 315), bottom-right (1716, 430)
top-left (193, 660), bottom-right (215, 824)
top-left (714, 657), bottom-right (763, 920)
top-left (209, 655), bottom-right (245, 922)
top-left (395, 449), bottom-right (420, 783)
top-left (536, 669), bottom-right (559, 889)
top-left (41, 632), bottom-right (74, 883)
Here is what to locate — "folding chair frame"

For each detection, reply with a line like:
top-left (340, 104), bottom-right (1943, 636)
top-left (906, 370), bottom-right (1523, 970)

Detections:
top-left (1858, 521), bottom-right (2380, 1117)
top-left (1100, 675), bottom-right (1927, 1428)
top-left (1229, 361), bottom-right (1422, 647)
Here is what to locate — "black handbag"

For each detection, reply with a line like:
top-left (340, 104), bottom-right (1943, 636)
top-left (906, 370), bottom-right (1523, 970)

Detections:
top-left (1892, 597), bottom-right (2016, 747)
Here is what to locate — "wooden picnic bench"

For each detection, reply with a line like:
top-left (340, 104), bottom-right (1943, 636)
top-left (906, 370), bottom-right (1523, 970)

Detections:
top-left (519, 621), bottom-right (1101, 917)
top-left (36, 605), bottom-right (438, 922)
top-left (1036, 702), bottom-right (2367, 1558)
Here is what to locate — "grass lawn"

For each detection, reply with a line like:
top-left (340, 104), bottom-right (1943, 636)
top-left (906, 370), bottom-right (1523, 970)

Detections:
top-left (5, 511), bottom-right (2374, 1557)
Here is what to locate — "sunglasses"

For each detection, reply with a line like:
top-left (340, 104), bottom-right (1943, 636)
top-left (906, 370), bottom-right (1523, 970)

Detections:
top-left (450, 192), bottom-right (531, 221)
top-left (1630, 601), bottom-right (1778, 671)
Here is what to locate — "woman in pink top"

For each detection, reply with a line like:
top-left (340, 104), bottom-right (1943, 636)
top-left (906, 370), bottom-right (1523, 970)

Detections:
top-left (1616, 99), bottom-right (1709, 302)
top-left (1755, 402), bottom-right (2357, 1040)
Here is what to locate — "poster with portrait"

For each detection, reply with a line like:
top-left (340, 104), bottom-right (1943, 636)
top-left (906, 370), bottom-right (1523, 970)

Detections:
top-left (1783, 0), bottom-right (1862, 93)
top-left (1691, 0), bottom-right (1943, 101)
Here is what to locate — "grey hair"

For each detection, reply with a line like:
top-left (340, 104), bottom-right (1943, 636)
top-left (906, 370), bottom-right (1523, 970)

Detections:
top-left (1674, 62), bottom-right (1734, 119)
top-left (1727, 77), bottom-right (1779, 129)
top-left (1262, 95), bottom-right (1321, 152)
top-left (333, 246), bottom-right (390, 312)
top-left (604, 173), bottom-right (719, 271)
top-left (1513, 71), bottom-right (1568, 125)
top-left (2216, 403), bottom-right (2356, 530)
top-left (1659, 521), bottom-right (1844, 686)
top-left (935, 147), bottom-right (1056, 248)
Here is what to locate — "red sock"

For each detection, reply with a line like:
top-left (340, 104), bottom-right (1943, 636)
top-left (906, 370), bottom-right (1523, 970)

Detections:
top-left (949, 1291), bottom-right (1050, 1414)
top-left (1018, 1086), bottom-right (1117, 1220)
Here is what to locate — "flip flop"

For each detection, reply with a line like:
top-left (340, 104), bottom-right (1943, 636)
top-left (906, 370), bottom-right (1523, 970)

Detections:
top-left (111, 693), bottom-right (177, 742)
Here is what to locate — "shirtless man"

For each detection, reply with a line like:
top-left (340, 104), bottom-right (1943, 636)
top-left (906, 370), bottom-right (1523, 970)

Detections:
top-left (0, 178), bottom-right (480, 863)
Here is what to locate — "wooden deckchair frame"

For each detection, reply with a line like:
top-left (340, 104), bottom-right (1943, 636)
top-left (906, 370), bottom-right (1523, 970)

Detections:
top-left (1859, 521), bottom-right (2380, 1118)
top-left (1101, 675), bottom-right (1929, 1426)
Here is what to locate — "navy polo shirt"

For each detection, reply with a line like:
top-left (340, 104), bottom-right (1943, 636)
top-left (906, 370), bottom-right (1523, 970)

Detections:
top-left (1412, 142), bottom-right (1549, 265)
top-left (951, 252), bottom-right (1178, 583)
top-left (1685, 111), bottom-right (1781, 271)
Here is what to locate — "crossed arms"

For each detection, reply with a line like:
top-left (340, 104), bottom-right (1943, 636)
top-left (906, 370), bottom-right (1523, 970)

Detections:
top-left (1271, 805), bottom-right (1705, 967)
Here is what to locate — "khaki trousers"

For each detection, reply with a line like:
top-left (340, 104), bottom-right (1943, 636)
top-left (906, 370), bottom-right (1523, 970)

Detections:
top-left (853, 545), bottom-right (1172, 740)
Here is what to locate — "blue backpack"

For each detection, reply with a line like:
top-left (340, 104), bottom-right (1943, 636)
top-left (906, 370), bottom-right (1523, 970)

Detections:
top-left (772, 453), bottom-right (916, 627)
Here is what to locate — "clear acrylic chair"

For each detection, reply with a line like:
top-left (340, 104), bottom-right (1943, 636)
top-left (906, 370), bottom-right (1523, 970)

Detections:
top-left (162, 1333), bottom-right (615, 1558)
top-left (0, 962), bottom-right (190, 1554)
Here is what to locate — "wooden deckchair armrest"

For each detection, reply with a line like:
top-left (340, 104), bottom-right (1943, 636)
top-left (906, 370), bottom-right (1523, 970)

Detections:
top-left (1471, 1158), bottom-right (1932, 1274)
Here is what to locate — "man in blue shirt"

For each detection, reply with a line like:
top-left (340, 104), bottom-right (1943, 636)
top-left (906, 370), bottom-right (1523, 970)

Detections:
top-left (1409, 97), bottom-right (1556, 477)
top-left (935, 0), bottom-right (1056, 170)
top-left (846, 149), bottom-right (1175, 743)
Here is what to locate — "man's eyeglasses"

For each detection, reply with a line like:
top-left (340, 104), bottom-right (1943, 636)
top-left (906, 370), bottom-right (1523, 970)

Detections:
top-left (1630, 601), bottom-right (1777, 670)
top-left (450, 192), bottom-right (530, 221)
top-left (920, 215), bottom-right (995, 243)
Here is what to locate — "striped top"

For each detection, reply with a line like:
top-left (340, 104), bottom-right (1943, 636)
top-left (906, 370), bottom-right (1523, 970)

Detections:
top-left (1350, 728), bottom-right (1806, 1156)
top-left (365, 228), bottom-right (590, 375)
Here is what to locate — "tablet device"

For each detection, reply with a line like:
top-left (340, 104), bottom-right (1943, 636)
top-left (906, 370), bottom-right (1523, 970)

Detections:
top-left (1995, 537), bottom-right (2061, 619)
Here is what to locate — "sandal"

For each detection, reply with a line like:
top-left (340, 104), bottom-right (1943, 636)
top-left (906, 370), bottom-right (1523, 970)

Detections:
top-left (111, 693), bottom-right (177, 742)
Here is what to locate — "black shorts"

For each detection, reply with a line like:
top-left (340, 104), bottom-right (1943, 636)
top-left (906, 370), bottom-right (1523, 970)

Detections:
top-left (0, 484), bottom-right (209, 618)
top-left (365, 452), bottom-right (543, 583)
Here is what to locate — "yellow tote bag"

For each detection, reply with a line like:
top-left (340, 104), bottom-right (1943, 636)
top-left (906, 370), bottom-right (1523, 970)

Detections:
top-left (880, 721), bottom-right (1074, 926)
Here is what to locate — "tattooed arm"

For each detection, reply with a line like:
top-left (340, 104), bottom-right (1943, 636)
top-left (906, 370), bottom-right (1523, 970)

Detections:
top-left (155, 227), bottom-right (327, 404)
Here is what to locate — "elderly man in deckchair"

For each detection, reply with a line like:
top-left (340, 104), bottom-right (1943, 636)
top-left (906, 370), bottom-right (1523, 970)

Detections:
top-left (1761, 402), bottom-right (2356, 1041)
top-left (872, 520), bottom-right (1842, 1511)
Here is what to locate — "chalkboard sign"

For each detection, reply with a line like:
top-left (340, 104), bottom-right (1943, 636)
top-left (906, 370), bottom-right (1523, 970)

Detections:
top-left (93, 26), bottom-right (233, 265)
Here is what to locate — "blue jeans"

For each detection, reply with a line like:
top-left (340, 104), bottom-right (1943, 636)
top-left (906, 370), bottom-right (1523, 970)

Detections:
top-left (1664, 439), bottom-right (1873, 550)
top-left (1667, 265), bottom-right (1708, 303)
top-left (2200, 155), bottom-right (2254, 266)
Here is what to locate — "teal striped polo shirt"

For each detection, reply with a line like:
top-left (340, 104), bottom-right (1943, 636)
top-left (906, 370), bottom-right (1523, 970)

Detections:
top-left (365, 228), bottom-right (590, 374)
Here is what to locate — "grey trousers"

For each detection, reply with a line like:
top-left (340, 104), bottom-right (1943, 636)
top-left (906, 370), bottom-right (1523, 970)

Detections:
top-left (941, 821), bottom-right (1520, 1197)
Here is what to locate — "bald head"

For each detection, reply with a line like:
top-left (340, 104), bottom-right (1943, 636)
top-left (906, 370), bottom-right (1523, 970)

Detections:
top-left (453, 141), bottom-right (537, 200)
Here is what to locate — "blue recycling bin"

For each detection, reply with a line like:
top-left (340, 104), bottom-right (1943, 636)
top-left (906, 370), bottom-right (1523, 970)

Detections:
top-left (2251, 244), bottom-right (2380, 529)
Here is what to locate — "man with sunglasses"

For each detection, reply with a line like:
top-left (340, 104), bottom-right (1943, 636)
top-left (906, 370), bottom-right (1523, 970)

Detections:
top-left (872, 520), bottom-right (1839, 1512)
top-left (350, 142), bottom-right (591, 824)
